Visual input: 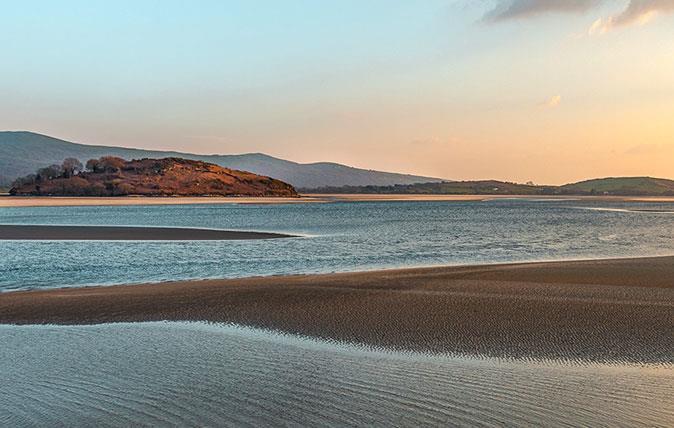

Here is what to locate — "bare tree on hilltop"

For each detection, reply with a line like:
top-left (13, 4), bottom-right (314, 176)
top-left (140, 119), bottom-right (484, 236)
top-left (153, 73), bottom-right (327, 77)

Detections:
top-left (61, 158), bottom-right (83, 178)
top-left (86, 156), bottom-right (125, 173)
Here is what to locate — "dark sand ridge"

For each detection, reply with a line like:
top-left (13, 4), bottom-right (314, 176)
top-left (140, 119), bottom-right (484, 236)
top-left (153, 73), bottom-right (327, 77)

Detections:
top-left (0, 225), bottom-right (295, 240)
top-left (1, 256), bottom-right (673, 364)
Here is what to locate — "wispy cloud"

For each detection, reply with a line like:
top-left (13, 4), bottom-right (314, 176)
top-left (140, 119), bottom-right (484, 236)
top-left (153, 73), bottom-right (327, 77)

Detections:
top-left (541, 95), bottom-right (562, 109)
top-left (485, 0), bottom-right (599, 22)
top-left (589, 0), bottom-right (674, 35)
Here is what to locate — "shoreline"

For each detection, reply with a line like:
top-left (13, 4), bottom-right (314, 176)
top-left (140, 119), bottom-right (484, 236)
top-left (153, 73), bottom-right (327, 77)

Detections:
top-left (305, 193), bottom-right (674, 202)
top-left (2, 256), bottom-right (672, 364)
top-left (1, 193), bottom-right (673, 207)
top-left (0, 195), bottom-right (320, 208)
top-left (2, 252), bottom-right (672, 293)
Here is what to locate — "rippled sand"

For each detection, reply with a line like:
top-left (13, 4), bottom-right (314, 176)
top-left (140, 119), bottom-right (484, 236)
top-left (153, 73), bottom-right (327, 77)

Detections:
top-left (1, 322), bottom-right (671, 427)
top-left (2, 256), bottom-right (673, 364)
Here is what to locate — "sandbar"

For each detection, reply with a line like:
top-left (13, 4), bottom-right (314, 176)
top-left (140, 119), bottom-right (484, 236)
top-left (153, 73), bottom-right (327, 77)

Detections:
top-left (0, 196), bottom-right (318, 208)
top-left (2, 194), bottom-right (673, 208)
top-left (307, 194), bottom-right (674, 203)
top-left (0, 224), bottom-right (294, 240)
top-left (1, 256), bottom-right (672, 363)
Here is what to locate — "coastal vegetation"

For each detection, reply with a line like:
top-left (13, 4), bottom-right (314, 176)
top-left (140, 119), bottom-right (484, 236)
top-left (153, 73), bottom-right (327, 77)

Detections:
top-left (304, 177), bottom-right (674, 196)
top-left (9, 156), bottom-right (298, 197)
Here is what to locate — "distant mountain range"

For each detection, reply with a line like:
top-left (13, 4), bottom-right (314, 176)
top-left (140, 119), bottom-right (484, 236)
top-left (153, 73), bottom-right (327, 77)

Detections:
top-left (3, 132), bottom-right (671, 196)
top-left (0, 131), bottom-right (443, 188)
top-left (308, 177), bottom-right (674, 196)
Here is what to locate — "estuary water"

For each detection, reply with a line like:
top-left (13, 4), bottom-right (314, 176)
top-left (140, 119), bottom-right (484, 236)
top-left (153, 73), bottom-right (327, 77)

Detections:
top-left (1, 198), bottom-right (673, 290)
top-left (1, 199), bottom-right (673, 427)
top-left (1, 322), bottom-right (672, 427)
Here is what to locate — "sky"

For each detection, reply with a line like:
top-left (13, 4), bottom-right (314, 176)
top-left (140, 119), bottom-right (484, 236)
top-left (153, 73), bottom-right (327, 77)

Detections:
top-left (1, 0), bottom-right (673, 184)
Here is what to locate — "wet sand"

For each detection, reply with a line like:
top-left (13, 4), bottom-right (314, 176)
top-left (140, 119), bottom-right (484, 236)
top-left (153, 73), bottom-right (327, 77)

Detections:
top-left (308, 194), bottom-right (489, 202)
top-left (0, 194), bottom-right (490, 206)
top-left (307, 194), bottom-right (674, 202)
top-left (2, 194), bottom-right (673, 208)
top-left (0, 196), bottom-right (318, 208)
top-left (0, 225), bottom-right (294, 240)
top-left (1, 256), bottom-right (672, 363)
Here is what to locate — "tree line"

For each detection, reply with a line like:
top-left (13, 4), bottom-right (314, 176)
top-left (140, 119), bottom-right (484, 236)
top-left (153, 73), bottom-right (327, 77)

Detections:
top-left (11, 156), bottom-right (127, 188)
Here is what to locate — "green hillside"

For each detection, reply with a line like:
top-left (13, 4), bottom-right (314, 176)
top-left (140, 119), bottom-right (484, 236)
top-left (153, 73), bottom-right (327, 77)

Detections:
top-left (560, 177), bottom-right (674, 196)
top-left (305, 177), bottom-right (674, 196)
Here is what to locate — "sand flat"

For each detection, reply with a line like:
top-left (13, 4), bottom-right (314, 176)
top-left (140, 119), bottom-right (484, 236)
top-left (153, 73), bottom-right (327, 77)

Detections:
top-left (1, 256), bottom-right (672, 363)
top-left (0, 194), bottom-right (490, 206)
top-left (0, 195), bottom-right (319, 208)
top-left (626, 196), bottom-right (674, 202)
top-left (306, 194), bottom-right (490, 202)
top-left (0, 224), bottom-right (294, 240)
top-left (3, 194), bottom-right (673, 207)
top-left (307, 194), bottom-right (674, 202)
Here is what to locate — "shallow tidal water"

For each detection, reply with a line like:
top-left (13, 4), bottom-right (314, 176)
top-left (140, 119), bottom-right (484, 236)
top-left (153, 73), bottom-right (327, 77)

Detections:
top-left (1, 198), bottom-right (673, 290)
top-left (1, 199), bottom-right (673, 426)
top-left (1, 322), bottom-right (672, 427)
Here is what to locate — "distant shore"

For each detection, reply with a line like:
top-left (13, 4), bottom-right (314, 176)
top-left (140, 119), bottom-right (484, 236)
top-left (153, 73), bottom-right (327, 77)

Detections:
top-left (0, 195), bottom-right (320, 208)
top-left (1, 193), bottom-right (673, 208)
top-left (308, 193), bottom-right (674, 202)
top-left (0, 225), bottom-right (295, 240)
top-left (2, 256), bottom-right (672, 364)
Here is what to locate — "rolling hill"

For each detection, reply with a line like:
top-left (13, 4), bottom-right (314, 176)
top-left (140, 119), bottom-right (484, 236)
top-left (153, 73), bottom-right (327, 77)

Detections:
top-left (10, 157), bottom-right (298, 197)
top-left (558, 177), bottom-right (674, 196)
top-left (306, 177), bottom-right (674, 196)
top-left (0, 131), bottom-right (443, 188)
top-left (304, 181), bottom-right (551, 195)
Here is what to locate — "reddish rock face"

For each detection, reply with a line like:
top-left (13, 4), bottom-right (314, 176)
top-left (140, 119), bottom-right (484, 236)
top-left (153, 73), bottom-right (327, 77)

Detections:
top-left (10, 157), bottom-right (299, 197)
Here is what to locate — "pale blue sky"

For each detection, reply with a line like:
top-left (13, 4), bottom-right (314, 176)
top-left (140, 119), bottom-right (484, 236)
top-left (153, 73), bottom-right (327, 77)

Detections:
top-left (1, 0), bottom-right (673, 183)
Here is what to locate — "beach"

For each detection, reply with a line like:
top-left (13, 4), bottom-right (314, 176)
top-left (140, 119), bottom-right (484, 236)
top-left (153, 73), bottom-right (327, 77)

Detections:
top-left (0, 225), bottom-right (294, 240)
top-left (0, 194), bottom-right (498, 207)
top-left (0, 195), bottom-right (319, 208)
top-left (309, 194), bottom-right (674, 203)
top-left (2, 194), bottom-right (674, 208)
top-left (2, 256), bottom-right (672, 364)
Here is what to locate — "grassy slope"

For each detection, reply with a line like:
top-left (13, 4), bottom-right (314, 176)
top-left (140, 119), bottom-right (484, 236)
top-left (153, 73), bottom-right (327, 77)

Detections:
top-left (559, 177), bottom-right (674, 195)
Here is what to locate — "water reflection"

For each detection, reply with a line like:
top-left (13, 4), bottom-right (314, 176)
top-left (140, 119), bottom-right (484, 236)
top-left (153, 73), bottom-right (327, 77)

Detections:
top-left (1, 322), bottom-right (672, 427)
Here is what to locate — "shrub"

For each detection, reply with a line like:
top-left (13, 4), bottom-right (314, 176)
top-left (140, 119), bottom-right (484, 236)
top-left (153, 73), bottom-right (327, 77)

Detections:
top-left (86, 156), bottom-right (126, 173)
top-left (36, 164), bottom-right (63, 181)
top-left (98, 156), bottom-right (126, 173)
top-left (61, 158), bottom-right (83, 178)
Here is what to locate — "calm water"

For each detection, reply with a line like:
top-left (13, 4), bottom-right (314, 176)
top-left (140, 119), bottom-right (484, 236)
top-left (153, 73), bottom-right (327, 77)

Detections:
top-left (1, 322), bottom-right (672, 427)
top-left (1, 199), bottom-right (673, 291)
top-left (2, 200), bottom-right (673, 427)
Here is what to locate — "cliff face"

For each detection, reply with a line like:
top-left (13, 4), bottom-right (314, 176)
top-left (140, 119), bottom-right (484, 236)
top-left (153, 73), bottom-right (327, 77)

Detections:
top-left (10, 157), bottom-right (299, 197)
